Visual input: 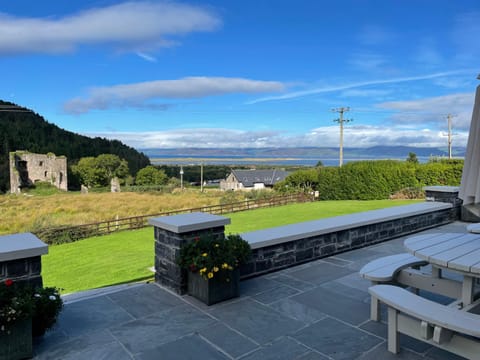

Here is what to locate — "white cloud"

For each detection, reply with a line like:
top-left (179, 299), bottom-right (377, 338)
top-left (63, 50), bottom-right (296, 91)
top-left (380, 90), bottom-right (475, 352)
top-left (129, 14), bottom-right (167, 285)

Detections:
top-left (348, 52), bottom-right (389, 72)
top-left (377, 92), bottom-right (475, 129)
top-left (247, 70), bottom-right (473, 104)
top-left (0, 2), bottom-right (220, 55)
top-left (64, 77), bottom-right (285, 114)
top-left (85, 123), bottom-right (470, 150)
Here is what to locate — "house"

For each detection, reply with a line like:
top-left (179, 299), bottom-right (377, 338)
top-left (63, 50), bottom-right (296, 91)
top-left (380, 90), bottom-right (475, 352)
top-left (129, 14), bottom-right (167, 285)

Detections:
top-left (220, 169), bottom-right (290, 191)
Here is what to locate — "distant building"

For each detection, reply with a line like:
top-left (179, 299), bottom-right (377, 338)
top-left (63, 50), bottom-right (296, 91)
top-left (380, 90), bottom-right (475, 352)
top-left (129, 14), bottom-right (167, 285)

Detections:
top-left (9, 151), bottom-right (67, 193)
top-left (220, 169), bottom-right (290, 191)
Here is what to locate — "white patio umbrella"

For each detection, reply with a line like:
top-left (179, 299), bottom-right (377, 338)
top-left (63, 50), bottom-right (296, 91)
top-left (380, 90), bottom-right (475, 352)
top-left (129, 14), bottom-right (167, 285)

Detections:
top-left (459, 77), bottom-right (480, 205)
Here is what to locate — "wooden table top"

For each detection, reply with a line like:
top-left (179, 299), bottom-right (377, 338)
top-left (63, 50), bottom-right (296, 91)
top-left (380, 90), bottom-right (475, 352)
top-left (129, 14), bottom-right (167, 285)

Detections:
top-left (404, 232), bottom-right (480, 276)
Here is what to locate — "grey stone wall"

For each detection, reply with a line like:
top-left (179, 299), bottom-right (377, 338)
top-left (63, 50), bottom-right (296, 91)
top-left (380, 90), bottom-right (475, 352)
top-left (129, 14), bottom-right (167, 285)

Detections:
top-left (153, 226), bottom-right (225, 294)
top-left (239, 206), bottom-right (456, 278)
top-left (0, 256), bottom-right (43, 288)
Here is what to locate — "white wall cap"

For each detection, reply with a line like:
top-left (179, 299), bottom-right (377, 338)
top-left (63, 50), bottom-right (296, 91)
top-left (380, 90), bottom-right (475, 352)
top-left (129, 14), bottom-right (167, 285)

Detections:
top-left (0, 232), bottom-right (48, 262)
top-left (241, 202), bottom-right (452, 249)
top-left (149, 212), bottom-right (230, 233)
top-left (423, 186), bottom-right (460, 193)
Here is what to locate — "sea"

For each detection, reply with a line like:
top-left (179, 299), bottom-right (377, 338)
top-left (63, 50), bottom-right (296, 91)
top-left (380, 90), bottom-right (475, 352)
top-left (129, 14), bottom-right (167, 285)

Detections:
top-left (150, 155), bottom-right (434, 167)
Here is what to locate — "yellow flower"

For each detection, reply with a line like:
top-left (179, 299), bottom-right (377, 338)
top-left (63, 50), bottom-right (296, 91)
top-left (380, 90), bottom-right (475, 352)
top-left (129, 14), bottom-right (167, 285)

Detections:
top-left (207, 272), bottom-right (214, 279)
top-left (199, 267), bottom-right (207, 274)
top-left (215, 244), bottom-right (219, 248)
top-left (228, 266), bottom-right (233, 270)
top-left (202, 253), bottom-right (208, 257)
top-left (221, 263), bottom-right (229, 269)
top-left (213, 266), bottom-right (219, 272)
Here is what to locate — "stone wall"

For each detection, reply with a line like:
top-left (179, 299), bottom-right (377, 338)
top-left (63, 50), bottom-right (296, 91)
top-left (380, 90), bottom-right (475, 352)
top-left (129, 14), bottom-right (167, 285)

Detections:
top-left (9, 151), bottom-right (68, 193)
top-left (151, 200), bottom-right (457, 293)
top-left (240, 205), bottom-right (455, 278)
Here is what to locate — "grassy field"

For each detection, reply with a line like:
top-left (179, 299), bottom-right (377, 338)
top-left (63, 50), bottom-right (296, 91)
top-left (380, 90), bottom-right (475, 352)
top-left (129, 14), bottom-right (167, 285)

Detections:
top-left (0, 189), bottom-right (228, 235)
top-left (42, 199), bottom-right (420, 294)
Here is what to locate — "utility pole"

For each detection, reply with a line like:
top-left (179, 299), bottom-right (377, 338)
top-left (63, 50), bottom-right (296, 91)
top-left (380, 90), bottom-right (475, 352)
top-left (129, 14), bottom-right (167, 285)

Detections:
top-left (332, 107), bottom-right (352, 166)
top-left (200, 162), bottom-right (204, 193)
top-left (180, 165), bottom-right (184, 190)
top-left (443, 114), bottom-right (456, 159)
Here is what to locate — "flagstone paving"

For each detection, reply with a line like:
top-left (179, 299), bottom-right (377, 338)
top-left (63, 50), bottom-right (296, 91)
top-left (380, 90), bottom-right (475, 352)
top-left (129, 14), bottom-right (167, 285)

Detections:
top-left (33, 222), bottom-right (468, 359)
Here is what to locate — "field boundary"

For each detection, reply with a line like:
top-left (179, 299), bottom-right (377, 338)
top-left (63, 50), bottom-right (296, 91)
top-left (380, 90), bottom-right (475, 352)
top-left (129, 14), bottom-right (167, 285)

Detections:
top-left (34, 193), bottom-right (311, 244)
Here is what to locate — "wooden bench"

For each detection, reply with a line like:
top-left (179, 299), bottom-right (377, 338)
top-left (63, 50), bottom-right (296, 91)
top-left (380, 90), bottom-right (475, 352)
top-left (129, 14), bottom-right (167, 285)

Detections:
top-left (369, 284), bottom-right (480, 359)
top-left (360, 253), bottom-right (428, 320)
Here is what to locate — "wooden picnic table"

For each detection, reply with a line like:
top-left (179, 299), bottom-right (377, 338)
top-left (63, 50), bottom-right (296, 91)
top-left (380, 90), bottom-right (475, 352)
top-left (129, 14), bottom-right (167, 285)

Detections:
top-left (404, 232), bottom-right (480, 306)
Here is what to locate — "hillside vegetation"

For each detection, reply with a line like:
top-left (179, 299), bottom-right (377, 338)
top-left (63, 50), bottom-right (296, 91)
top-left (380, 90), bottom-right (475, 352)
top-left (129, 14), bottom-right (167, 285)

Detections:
top-left (0, 100), bottom-right (150, 193)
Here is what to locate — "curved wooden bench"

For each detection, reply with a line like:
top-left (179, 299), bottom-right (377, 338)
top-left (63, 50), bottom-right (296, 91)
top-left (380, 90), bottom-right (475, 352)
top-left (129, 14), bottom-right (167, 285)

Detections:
top-left (360, 253), bottom-right (428, 320)
top-left (369, 284), bottom-right (480, 359)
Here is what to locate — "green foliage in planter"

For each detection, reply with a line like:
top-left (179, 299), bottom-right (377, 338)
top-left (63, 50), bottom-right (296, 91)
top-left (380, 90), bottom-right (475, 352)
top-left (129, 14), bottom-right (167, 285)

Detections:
top-left (32, 287), bottom-right (63, 337)
top-left (177, 234), bottom-right (251, 280)
top-left (0, 279), bottom-right (63, 337)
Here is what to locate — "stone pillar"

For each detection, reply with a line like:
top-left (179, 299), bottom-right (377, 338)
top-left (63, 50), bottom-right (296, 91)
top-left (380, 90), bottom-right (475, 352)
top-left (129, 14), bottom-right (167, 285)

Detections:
top-left (424, 186), bottom-right (461, 220)
top-left (0, 233), bottom-right (48, 288)
top-left (149, 212), bottom-right (230, 294)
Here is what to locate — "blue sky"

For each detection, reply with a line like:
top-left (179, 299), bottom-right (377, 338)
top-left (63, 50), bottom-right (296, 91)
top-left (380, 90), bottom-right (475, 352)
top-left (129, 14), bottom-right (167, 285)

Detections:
top-left (1, 0), bottom-right (479, 150)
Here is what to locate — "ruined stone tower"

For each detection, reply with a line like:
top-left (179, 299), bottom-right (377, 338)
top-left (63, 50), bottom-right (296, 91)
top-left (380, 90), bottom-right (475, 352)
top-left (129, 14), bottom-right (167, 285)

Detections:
top-left (9, 151), bottom-right (68, 193)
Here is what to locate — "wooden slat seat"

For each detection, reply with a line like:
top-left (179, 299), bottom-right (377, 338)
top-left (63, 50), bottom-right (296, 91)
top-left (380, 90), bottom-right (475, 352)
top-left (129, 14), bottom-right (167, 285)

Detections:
top-left (369, 284), bottom-right (480, 359)
top-left (360, 253), bottom-right (428, 320)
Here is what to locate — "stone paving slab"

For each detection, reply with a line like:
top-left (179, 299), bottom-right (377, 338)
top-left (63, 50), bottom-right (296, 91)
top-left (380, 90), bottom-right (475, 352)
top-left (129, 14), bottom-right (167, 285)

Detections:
top-left (33, 222), bottom-right (470, 359)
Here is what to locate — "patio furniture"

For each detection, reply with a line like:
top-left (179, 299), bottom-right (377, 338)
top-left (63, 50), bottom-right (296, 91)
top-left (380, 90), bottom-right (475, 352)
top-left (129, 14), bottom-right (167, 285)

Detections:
top-left (359, 253), bottom-right (428, 320)
top-left (404, 232), bottom-right (480, 307)
top-left (369, 284), bottom-right (480, 359)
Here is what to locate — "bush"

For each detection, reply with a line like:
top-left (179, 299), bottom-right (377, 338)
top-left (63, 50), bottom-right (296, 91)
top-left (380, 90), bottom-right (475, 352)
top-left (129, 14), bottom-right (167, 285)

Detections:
top-left (283, 159), bottom-right (463, 201)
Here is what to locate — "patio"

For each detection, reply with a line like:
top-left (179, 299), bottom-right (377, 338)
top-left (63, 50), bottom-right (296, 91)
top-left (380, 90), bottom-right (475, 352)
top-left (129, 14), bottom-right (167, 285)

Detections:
top-left (33, 222), bottom-right (469, 360)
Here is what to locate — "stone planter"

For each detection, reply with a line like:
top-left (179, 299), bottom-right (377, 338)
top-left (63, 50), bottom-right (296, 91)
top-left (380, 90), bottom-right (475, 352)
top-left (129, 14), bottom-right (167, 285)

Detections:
top-left (187, 269), bottom-right (240, 306)
top-left (0, 318), bottom-right (32, 360)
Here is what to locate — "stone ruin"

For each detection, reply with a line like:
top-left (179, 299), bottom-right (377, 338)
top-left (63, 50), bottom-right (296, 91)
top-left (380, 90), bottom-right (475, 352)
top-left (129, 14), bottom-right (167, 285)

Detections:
top-left (9, 151), bottom-right (68, 193)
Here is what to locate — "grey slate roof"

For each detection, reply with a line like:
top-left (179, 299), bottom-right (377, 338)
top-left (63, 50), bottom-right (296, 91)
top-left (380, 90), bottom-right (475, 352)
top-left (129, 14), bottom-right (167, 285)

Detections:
top-left (231, 169), bottom-right (290, 187)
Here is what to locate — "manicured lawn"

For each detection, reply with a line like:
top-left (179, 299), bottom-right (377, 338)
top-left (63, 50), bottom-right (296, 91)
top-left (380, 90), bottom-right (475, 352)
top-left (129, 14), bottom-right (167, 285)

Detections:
top-left (225, 199), bottom-right (420, 233)
top-left (43, 228), bottom-right (155, 294)
top-left (43, 199), bottom-right (420, 293)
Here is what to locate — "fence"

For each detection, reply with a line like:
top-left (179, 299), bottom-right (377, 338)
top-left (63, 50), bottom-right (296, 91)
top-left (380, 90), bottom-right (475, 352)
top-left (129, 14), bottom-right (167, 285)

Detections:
top-left (35, 193), bottom-right (311, 244)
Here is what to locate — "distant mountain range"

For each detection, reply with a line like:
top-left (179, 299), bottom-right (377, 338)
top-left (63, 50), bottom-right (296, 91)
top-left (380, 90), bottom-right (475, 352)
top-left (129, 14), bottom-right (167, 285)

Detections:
top-left (141, 146), bottom-right (465, 160)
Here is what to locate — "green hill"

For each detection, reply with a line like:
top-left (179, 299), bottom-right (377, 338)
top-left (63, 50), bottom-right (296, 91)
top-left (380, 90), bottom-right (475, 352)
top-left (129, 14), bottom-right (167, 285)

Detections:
top-left (0, 101), bottom-right (150, 193)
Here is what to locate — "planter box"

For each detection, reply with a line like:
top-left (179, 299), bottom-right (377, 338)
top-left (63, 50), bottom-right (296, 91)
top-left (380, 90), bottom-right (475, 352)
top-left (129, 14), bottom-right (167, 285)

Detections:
top-left (0, 318), bottom-right (32, 360)
top-left (187, 269), bottom-right (240, 305)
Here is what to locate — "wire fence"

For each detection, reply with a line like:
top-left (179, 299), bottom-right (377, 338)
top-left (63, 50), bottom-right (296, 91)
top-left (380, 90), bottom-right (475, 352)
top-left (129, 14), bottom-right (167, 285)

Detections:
top-left (34, 193), bottom-right (312, 244)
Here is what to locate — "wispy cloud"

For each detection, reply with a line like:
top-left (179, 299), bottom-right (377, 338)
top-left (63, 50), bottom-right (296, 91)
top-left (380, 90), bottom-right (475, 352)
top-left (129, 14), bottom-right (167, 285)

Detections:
top-left (64, 77), bottom-right (285, 114)
top-left (136, 52), bottom-right (157, 62)
top-left (0, 2), bottom-right (221, 55)
top-left (247, 70), bottom-right (473, 104)
top-left (357, 25), bottom-right (395, 46)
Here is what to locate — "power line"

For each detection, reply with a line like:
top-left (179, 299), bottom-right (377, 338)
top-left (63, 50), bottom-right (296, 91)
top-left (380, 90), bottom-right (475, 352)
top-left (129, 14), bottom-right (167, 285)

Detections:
top-left (442, 114), bottom-right (457, 159)
top-left (332, 107), bottom-right (352, 167)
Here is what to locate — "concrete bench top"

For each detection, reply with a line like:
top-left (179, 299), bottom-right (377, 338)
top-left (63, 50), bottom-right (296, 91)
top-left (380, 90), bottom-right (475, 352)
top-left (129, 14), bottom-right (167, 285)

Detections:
top-left (0, 232), bottom-right (48, 262)
top-left (241, 202), bottom-right (452, 249)
top-left (149, 212), bottom-right (231, 233)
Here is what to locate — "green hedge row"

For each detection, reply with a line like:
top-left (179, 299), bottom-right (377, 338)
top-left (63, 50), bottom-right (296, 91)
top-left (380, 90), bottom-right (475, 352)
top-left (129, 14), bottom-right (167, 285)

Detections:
top-left (275, 159), bottom-right (464, 200)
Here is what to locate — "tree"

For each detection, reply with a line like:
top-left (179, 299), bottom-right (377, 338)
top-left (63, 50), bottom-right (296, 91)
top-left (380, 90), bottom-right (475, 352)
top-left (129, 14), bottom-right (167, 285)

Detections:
top-left (406, 152), bottom-right (419, 164)
top-left (72, 154), bottom-right (130, 188)
top-left (135, 166), bottom-right (168, 186)
top-left (315, 160), bottom-right (324, 167)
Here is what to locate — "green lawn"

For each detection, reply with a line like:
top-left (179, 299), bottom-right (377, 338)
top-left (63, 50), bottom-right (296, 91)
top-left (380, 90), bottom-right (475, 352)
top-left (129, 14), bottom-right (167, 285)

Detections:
top-left (43, 199), bottom-right (420, 294)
